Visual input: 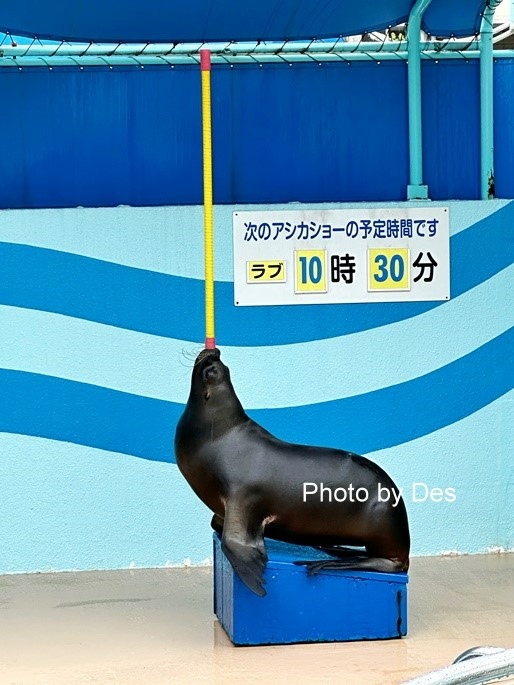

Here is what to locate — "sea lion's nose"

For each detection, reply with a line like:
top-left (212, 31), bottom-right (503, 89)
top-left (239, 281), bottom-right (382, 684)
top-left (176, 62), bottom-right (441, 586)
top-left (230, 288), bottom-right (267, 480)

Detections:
top-left (198, 347), bottom-right (221, 363)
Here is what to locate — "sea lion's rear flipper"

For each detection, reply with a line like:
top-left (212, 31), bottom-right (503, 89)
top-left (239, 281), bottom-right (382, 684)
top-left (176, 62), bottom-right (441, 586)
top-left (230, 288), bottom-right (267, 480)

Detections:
top-left (295, 557), bottom-right (406, 575)
top-left (316, 545), bottom-right (368, 559)
top-left (221, 499), bottom-right (268, 597)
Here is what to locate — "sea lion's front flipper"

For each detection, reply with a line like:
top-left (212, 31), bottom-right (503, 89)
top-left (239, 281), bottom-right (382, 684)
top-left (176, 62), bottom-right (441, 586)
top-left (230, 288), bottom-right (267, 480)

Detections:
top-left (221, 498), bottom-right (268, 597)
top-left (210, 514), bottom-right (224, 535)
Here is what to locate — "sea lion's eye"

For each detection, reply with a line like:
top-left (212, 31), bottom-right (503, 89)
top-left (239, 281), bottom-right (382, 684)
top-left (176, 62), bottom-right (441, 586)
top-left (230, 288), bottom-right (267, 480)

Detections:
top-left (203, 365), bottom-right (219, 382)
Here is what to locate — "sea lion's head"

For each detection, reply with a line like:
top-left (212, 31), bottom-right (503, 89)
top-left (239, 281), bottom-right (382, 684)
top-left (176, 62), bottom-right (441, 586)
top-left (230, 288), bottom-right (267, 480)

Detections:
top-left (192, 347), bottom-right (234, 402)
top-left (177, 348), bottom-right (245, 461)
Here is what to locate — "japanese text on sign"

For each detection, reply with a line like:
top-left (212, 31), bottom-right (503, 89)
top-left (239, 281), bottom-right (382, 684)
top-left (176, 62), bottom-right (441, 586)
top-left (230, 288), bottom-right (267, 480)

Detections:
top-left (233, 208), bottom-right (450, 307)
top-left (243, 218), bottom-right (440, 242)
top-left (247, 260), bottom-right (286, 283)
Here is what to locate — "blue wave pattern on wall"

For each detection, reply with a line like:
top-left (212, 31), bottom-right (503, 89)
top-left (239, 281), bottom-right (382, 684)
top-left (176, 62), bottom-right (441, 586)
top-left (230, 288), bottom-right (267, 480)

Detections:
top-left (0, 327), bottom-right (512, 462)
top-left (1, 201), bottom-right (513, 346)
top-left (1, 203), bottom-right (513, 461)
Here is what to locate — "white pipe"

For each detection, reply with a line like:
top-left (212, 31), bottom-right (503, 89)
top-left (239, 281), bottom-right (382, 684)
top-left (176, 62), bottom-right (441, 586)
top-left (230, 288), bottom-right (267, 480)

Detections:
top-left (401, 647), bottom-right (514, 685)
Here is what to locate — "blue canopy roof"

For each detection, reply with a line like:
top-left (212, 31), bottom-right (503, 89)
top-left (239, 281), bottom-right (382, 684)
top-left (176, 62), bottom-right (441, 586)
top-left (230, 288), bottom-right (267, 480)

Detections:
top-left (0, 0), bottom-right (488, 44)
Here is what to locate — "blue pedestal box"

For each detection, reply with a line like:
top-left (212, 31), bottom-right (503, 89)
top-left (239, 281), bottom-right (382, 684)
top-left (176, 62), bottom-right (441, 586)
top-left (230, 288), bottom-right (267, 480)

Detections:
top-left (213, 533), bottom-right (408, 646)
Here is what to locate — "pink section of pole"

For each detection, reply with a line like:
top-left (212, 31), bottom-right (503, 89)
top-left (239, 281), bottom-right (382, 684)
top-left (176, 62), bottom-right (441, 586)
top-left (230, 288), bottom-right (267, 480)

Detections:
top-left (200, 49), bottom-right (211, 72)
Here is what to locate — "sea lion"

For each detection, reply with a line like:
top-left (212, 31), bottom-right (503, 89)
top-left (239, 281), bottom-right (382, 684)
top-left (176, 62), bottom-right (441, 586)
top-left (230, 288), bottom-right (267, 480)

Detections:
top-left (175, 348), bottom-right (410, 596)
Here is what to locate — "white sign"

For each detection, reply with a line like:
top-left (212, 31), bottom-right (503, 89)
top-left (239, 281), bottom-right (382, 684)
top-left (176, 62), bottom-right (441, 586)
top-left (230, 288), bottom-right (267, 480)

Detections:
top-left (233, 208), bottom-right (450, 306)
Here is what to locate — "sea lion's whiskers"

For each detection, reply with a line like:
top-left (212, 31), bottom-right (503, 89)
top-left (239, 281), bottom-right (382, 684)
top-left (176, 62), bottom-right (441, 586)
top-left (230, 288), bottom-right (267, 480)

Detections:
top-left (179, 346), bottom-right (204, 368)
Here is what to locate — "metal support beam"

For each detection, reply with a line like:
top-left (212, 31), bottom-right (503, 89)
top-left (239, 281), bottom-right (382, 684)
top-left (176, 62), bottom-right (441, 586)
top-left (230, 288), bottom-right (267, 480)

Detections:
top-left (3, 49), bottom-right (514, 68)
top-left (480, 1), bottom-right (501, 199)
top-left (0, 40), bottom-right (481, 58)
top-left (407, 0), bottom-right (433, 200)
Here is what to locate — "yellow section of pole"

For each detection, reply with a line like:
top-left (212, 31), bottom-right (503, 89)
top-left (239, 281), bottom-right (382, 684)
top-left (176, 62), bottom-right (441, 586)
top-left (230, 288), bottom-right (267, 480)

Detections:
top-left (201, 49), bottom-right (216, 349)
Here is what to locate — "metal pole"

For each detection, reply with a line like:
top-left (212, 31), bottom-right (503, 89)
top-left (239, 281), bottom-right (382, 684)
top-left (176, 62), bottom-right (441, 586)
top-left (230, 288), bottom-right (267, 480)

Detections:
top-left (4, 50), bottom-right (514, 68)
top-left (480, 1), bottom-right (501, 199)
top-left (407, 0), bottom-right (433, 200)
top-left (0, 40), bottom-right (481, 58)
top-left (401, 647), bottom-right (514, 685)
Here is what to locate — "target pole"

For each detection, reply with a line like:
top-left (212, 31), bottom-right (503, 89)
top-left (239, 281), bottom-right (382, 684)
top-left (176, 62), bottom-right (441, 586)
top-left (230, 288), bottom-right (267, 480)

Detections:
top-left (200, 49), bottom-right (216, 350)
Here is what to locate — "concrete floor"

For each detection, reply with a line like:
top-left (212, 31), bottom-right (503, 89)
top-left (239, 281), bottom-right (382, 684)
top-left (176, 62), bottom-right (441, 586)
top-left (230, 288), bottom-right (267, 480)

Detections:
top-left (0, 554), bottom-right (512, 685)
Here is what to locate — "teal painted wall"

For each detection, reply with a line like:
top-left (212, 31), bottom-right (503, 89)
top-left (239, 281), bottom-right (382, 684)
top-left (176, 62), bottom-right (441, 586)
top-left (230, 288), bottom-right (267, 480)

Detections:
top-left (0, 200), bottom-right (512, 572)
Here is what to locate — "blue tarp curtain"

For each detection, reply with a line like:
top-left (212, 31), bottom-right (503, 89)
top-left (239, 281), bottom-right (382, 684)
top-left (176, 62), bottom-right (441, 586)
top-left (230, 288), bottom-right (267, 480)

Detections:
top-left (0, 0), bottom-right (487, 43)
